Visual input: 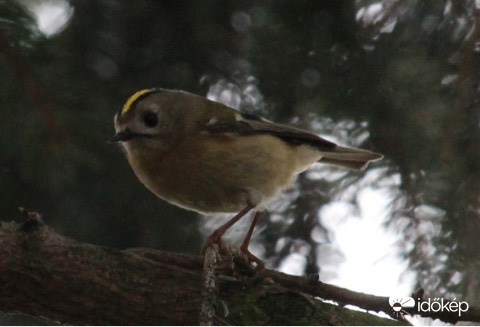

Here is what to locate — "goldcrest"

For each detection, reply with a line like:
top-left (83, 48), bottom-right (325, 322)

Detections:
top-left (110, 88), bottom-right (382, 266)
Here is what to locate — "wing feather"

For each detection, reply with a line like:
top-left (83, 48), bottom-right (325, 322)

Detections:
top-left (203, 112), bottom-right (336, 150)
top-left (202, 111), bottom-right (382, 170)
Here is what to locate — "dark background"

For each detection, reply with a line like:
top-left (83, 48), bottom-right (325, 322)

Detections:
top-left (1, 0), bottom-right (479, 324)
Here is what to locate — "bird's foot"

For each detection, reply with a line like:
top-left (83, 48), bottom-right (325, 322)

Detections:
top-left (239, 243), bottom-right (265, 271)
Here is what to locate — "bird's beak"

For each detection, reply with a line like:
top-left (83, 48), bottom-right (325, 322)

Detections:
top-left (109, 130), bottom-right (133, 143)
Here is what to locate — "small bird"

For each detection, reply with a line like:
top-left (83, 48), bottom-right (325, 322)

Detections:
top-left (110, 88), bottom-right (382, 268)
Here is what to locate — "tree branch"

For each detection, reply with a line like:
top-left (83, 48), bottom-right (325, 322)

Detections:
top-left (0, 209), bottom-right (478, 325)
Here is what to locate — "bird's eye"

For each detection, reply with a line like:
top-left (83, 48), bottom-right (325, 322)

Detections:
top-left (142, 112), bottom-right (158, 128)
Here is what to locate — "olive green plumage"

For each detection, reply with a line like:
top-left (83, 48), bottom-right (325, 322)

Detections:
top-left (111, 89), bottom-right (382, 214)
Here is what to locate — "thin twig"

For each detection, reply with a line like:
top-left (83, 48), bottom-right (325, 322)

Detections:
top-left (261, 268), bottom-right (480, 324)
top-left (199, 244), bottom-right (220, 326)
top-left (129, 245), bottom-right (480, 324)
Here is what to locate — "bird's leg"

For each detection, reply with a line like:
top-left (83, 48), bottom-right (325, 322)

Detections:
top-left (203, 205), bottom-right (253, 256)
top-left (239, 211), bottom-right (265, 270)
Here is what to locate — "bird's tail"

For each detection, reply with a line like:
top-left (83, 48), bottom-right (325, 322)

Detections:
top-left (318, 146), bottom-right (383, 171)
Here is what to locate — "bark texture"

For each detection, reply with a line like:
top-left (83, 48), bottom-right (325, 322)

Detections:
top-left (0, 214), bottom-right (408, 325)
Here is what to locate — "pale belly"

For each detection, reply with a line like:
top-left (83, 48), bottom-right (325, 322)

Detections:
top-left (127, 134), bottom-right (320, 214)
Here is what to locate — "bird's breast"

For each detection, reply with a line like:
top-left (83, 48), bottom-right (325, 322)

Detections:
top-left (125, 134), bottom-right (318, 214)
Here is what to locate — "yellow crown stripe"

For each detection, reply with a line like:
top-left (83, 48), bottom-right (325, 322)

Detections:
top-left (121, 89), bottom-right (155, 115)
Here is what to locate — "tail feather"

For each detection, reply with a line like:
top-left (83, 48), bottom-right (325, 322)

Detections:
top-left (318, 146), bottom-right (383, 171)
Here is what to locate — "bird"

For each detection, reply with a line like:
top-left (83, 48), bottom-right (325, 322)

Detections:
top-left (110, 88), bottom-right (383, 268)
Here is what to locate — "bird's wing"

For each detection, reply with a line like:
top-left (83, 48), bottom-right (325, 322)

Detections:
top-left (202, 111), bottom-right (337, 151)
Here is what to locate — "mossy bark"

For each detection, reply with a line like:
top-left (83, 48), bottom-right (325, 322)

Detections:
top-left (0, 219), bottom-right (406, 325)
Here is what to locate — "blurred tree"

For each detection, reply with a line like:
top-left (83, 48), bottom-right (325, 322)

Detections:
top-left (1, 0), bottom-right (479, 324)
